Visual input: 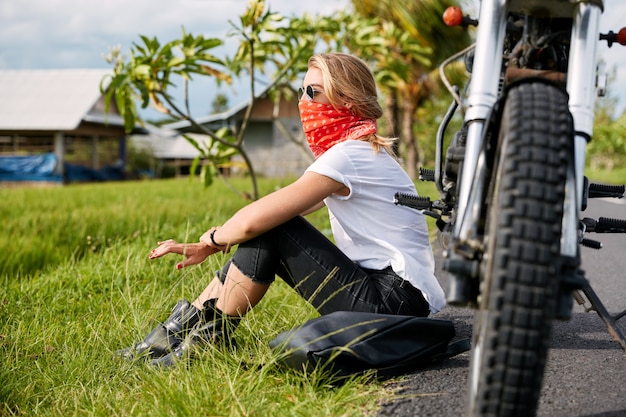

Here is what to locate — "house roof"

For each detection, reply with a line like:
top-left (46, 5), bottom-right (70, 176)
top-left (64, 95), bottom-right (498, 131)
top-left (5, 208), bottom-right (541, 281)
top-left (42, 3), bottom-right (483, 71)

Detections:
top-left (0, 68), bottom-right (119, 131)
top-left (131, 130), bottom-right (207, 160)
top-left (163, 98), bottom-right (250, 131)
top-left (162, 83), bottom-right (278, 131)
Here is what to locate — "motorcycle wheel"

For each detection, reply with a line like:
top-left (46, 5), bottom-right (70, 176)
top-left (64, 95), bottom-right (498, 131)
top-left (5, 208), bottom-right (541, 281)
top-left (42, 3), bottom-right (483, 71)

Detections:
top-left (467, 81), bottom-right (574, 417)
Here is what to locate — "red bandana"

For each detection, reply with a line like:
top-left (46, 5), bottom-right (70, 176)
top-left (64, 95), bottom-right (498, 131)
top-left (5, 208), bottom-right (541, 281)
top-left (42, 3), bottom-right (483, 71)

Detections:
top-left (298, 100), bottom-right (378, 159)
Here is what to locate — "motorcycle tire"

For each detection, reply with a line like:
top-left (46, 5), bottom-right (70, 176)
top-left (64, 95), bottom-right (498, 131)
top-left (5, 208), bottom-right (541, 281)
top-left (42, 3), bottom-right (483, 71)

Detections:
top-left (467, 80), bottom-right (574, 417)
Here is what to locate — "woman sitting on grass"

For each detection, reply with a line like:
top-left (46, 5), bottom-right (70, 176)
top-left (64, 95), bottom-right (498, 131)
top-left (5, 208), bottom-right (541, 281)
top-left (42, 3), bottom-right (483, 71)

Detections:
top-left (117, 52), bottom-right (445, 367)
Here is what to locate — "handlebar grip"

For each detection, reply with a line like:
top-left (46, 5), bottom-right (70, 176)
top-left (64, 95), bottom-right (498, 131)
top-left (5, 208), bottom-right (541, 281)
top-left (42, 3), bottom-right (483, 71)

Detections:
top-left (596, 217), bottom-right (626, 233)
top-left (588, 183), bottom-right (625, 199)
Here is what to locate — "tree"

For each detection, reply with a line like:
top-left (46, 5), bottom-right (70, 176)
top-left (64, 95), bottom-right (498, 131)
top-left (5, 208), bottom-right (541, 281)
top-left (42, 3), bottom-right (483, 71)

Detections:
top-left (346, 0), bottom-right (472, 178)
top-left (102, 0), bottom-right (343, 200)
top-left (588, 98), bottom-right (626, 170)
top-left (102, 29), bottom-right (241, 191)
top-left (211, 94), bottom-right (229, 114)
top-left (225, 4), bottom-right (344, 166)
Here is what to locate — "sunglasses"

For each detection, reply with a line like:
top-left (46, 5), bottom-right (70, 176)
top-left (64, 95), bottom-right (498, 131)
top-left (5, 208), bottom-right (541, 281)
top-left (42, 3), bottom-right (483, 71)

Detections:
top-left (298, 85), bottom-right (324, 101)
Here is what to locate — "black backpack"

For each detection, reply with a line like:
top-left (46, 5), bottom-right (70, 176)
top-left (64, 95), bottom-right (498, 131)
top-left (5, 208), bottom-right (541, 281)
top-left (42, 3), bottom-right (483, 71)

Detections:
top-left (269, 311), bottom-right (470, 379)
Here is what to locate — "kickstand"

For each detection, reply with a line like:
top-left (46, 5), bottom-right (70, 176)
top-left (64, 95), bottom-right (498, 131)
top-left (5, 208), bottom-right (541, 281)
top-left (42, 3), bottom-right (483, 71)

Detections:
top-left (574, 286), bottom-right (626, 353)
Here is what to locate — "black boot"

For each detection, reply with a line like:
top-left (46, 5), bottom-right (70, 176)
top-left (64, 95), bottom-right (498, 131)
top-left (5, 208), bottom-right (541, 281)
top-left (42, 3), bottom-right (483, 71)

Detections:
top-left (151, 299), bottom-right (240, 367)
top-left (116, 299), bottom-right (202, 360)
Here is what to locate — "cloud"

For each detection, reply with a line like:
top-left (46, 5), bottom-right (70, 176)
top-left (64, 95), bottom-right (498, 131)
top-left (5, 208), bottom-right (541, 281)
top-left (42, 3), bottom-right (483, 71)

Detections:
top-left (0, 0), bottom-right (349, 69)
top-left (1, 0), bottom-right (623, 114)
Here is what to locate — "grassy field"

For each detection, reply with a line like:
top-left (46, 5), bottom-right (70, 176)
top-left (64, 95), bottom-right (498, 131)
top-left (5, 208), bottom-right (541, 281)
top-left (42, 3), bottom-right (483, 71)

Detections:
top-left (0, 177), bottom-right (403, 417)
top-left (585, 166), bottom-right (626, 186)
top-left (2, 168), bottom-right (623, 416)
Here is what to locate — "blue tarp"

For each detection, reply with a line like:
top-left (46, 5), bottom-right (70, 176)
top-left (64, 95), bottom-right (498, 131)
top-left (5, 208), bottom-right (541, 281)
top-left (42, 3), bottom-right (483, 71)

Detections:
top-left (0, 153), bottom-right (125, 182)
top-left (0, 153), bottom-right (61, 182)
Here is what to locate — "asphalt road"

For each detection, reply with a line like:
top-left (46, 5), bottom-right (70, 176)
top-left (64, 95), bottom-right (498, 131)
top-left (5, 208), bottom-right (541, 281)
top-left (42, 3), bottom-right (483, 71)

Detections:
top-left (378, 197), bottom-right (626, 417)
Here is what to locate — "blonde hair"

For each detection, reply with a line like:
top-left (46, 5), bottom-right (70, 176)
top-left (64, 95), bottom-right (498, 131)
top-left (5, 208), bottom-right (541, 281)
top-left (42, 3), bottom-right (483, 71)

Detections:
top-left (308, 53), bottom-right (397, 156)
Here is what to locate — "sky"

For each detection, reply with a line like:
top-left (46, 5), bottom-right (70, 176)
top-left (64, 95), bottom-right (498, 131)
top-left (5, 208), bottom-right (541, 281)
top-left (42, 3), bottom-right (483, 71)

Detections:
top-left (1, 0), bottom-right (625, 118)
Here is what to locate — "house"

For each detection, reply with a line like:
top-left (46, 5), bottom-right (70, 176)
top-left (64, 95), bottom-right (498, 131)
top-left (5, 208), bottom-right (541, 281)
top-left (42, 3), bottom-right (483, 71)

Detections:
top-left (160, 89), bottom-right (313, 178)
top-left (0, 69), bottom-right (311, 184)
top-left (0, 69), bottom-right (139, 184)
top-left (130, 127), bottom-right (213, 178)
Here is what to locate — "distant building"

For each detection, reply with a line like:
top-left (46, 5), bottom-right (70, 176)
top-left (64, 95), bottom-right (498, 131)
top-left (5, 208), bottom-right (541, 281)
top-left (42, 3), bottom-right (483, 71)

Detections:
top-left (130, 128), bottom-right (215, 178)
top-left (0, 69), bottom-right (312, 184)
top-left (0, 69), bottom-right (140, 184)
top-left (159, 89), bottom-right (313, 178)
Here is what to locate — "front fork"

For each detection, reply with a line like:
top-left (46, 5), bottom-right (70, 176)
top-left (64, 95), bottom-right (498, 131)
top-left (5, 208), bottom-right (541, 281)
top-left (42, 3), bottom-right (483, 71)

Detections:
top-left (564, 3), bottom-right (602, 257)
top-left (444, 0), bottom-right (508, 305)
top-left (445, 0), bottom-right (603, 306)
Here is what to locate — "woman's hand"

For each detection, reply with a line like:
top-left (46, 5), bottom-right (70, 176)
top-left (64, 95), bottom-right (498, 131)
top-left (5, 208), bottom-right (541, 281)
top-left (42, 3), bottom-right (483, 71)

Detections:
top-left (199, 227), bottom-right (232, 253)
top-left (149, 239), bottom-right (218, 269)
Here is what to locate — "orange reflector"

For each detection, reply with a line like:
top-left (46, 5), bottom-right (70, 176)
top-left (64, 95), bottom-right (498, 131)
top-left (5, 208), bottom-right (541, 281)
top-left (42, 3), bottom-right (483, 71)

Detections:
top-left (443, 6), bottom-right (463, 27)
top-left (617, 28), bottom-right (626, 46)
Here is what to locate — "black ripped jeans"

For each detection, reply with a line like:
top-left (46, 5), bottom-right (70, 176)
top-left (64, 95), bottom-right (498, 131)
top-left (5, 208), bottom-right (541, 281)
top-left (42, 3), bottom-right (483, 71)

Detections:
top-left (217, 216), bottom-right (429, 317)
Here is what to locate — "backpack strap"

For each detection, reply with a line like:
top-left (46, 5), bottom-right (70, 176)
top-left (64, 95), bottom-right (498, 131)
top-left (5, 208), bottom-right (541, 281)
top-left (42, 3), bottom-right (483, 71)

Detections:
top-left (431, 338), bottom-right (471, 362)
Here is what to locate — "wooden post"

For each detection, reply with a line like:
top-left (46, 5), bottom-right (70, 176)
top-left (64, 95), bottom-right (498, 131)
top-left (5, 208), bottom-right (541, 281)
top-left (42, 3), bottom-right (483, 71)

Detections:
top-left (92, 135), bottom-right (99, 169)
top-left (53, 132), bottom-right (65, 177)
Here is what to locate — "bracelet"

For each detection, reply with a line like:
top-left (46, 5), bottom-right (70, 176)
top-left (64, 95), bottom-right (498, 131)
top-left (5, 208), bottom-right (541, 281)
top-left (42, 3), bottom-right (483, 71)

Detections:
top-left (209, 229), bottom-right (225, 247)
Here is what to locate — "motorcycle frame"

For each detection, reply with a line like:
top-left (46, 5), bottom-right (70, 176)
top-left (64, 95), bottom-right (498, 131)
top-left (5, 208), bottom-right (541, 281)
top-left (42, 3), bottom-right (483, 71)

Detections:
top-left (450, 0), bottom-right (603, 265)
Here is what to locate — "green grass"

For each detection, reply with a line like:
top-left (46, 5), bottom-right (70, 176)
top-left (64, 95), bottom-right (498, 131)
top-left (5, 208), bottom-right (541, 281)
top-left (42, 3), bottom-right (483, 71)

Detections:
top-left (585, 166), bottom-right (626, 185)
top-left (3, 168), bottom-right (619, 416)
top-left (0, 178), bottom-right (392, 417)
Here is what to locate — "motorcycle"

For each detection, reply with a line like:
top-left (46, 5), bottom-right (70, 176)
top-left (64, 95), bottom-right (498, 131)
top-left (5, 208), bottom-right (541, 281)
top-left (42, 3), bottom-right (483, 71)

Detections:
top-left (394, 1), bottom-right (626, 416)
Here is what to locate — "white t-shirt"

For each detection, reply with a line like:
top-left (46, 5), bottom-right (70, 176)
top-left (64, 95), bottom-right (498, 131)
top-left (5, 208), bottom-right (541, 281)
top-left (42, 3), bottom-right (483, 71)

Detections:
top-left (306, 140), bottom-right (446, 313)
